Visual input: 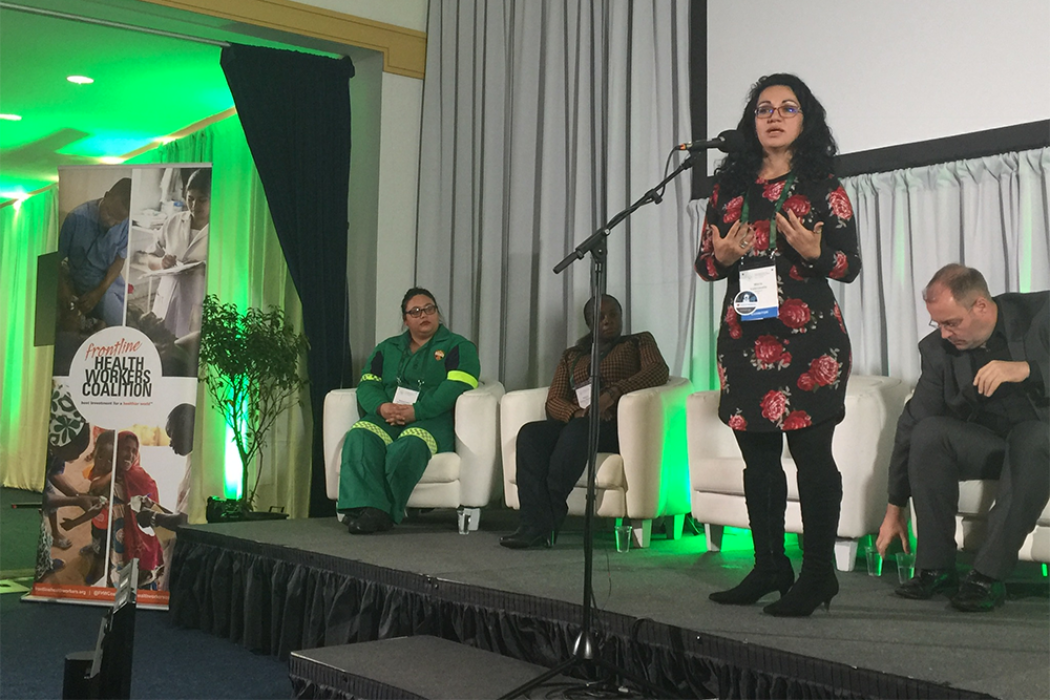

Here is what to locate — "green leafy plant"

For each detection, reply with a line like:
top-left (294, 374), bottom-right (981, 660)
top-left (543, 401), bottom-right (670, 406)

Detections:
top-left (199, 294), bottom-right (308, 513)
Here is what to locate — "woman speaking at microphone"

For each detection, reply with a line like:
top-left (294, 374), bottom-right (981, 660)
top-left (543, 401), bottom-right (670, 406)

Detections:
top-left (695, 74), bottom-right (861, 617)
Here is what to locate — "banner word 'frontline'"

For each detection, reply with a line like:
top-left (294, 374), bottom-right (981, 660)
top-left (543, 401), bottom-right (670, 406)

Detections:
top-left (83, 337), bottom-right (143, 358)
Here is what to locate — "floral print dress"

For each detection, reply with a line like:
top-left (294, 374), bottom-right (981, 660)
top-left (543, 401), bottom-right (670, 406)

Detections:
top-left (695, 173), bottom-right (861, 432)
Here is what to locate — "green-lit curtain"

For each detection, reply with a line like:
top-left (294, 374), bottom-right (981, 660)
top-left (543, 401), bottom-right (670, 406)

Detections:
top-left (127, 115), bottom-right (312, 522)
top-left (0, 188), bottom-right (58, 492)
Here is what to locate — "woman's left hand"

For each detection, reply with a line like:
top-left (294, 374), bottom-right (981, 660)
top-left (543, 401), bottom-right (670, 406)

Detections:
top-left (393, 404), bottom-right (416, 426)
top-left (775, 211), bottom-right (823, 261)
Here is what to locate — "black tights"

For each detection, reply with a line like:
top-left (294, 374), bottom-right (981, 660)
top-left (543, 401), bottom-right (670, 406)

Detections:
top-left (734, 421), bottom-right (842, 571)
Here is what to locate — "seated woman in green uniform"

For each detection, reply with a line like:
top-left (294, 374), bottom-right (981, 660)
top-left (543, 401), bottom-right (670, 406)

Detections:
top-left (339, 287), bottom-right (481, 534)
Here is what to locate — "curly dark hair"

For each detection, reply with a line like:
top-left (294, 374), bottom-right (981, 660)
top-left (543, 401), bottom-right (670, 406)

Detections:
top-left (713, 73), bottom-right (838, 197)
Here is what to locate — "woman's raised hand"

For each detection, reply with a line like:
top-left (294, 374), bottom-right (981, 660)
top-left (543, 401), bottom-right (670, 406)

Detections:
top-left (712, 220), bottom-right (754, 267)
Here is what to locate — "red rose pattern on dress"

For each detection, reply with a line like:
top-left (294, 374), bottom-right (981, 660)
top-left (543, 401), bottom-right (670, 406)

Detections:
top-left (760, 388), bottom-right (790, 426)
top-left (725, 305), bottom-right (742, 340)
top-left (782, 410), bottom-right (812, 430)
top-left (779, 298), bottom-right (811, 331)
top-left (762, 180), bottom-right (785, 201)
top-left (751, 219), bottom-right (771, 252)
top-left (782, 194), bottom-right (811, 218)
top-left (828, 186), bottom-right (853, 222)
top-left (829, 251), bottom-right (849, 280)
top-left (723, 196), bottom-right (743, 224)
top-left (696, 173), bottom-right (860, 432)
top-left (752, 335), bottom-right (792, 370)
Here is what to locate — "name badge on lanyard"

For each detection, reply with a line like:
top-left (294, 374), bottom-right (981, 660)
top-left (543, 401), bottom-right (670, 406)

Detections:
top-left (574, 379), bottom-right (592, 410)
top-left (393, 386), bottom-right (419, 405)
top-left (736, 173), bottom-right (796, 322)
top-left (736, 262), bottom-right (779, 320)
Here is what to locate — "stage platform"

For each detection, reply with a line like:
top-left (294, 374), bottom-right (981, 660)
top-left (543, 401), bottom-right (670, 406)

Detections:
top-left (168, 509), bottom-right (1049, 699)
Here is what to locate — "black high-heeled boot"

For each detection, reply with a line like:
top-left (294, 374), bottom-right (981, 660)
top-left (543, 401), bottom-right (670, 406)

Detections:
top-left (710, 466), bottom-right (794, 605)
top-left (764, 461), bottom-right (842, 617)
top-left (709, 561), bottom-right (795, 605)
top-left (763, 569), bottom-right (838, 616)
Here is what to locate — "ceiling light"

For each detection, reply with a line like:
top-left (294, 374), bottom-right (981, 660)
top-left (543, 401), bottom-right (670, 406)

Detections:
top-left (99, 157), bottom-right (125, 165)
top-left (67, 75), bottom-right (94, 85)
top-left (0, 114), bottom-right (22, 121)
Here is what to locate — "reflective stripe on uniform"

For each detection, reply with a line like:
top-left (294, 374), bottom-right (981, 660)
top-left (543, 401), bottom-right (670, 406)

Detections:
top-left (446, 370), bottom-right (478, 389)
top-left (398, 427), bottom-right (438, 456)
top-left (350, 420), bottom-right (392, 445)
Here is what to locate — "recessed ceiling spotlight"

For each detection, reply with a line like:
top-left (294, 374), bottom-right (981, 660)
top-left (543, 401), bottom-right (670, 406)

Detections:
top-left (0, 114), bottom-right (22, 121)
top-left (67, 75), bottom-right (94, 85)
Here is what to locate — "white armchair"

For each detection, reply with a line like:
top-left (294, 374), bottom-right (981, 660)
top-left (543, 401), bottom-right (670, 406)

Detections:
top-left (324, 382), bottom-right (505, 527)
top-left (500, 377), bottom-right (694, 548)
top-left (687, 375), bottom-right (910, 571)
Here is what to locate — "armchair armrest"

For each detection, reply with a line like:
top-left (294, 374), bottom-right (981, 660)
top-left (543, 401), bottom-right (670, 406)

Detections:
top-left (454, 382), bottom-right (506, 506)
top-left (618, 376), bottom-right (694, 519)
top-left (323, 388), bottom-right (361, 501)
top-left (499, 387), bottom-right (549, 508)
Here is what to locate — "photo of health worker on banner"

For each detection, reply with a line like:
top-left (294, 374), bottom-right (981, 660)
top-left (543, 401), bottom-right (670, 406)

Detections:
top-left (33, 164), bottom-right (211, 608)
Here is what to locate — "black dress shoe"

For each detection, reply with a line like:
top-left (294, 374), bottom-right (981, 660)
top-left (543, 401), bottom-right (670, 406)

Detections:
top-left (895, 568), bottom-right (959, 600)
top-left (950, 570), bottom-right (1005, 612)
top-left (347, 507), bottom-right (394, 535)
top-left (499, 526), bottom-right (553, 550)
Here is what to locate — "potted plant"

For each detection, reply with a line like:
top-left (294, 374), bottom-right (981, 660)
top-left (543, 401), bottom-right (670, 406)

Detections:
top-left (199, 294), bottom-right (309, 521)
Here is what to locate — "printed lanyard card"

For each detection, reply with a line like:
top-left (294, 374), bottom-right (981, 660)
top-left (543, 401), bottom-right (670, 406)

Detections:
top-left (393, 386), bottom-right (420, 405)
top-left (735, 262), bottom-right (779, 320)
top-left (575, 380), bottom-right (592, 410)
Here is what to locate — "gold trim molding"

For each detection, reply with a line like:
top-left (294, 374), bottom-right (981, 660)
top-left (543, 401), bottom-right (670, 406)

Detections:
top-left (139, 0), bottom-right (426, 78)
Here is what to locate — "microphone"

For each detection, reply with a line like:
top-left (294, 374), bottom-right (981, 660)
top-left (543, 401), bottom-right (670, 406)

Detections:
top-left (677, 130), bottom-right (744, 153)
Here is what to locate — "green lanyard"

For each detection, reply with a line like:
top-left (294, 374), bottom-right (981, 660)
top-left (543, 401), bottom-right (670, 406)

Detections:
top-left (740, 172), bottom-right (796, 250)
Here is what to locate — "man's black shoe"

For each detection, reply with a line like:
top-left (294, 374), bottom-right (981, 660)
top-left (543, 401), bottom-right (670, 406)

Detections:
top-left (950, 570), bottom-right (1006, 612)
top-left (894, 568), bottom-right (958, 599)
top-left (347, 507), bottom-right (394, 535)
top-left (499, 526), bottom-right (553, 550)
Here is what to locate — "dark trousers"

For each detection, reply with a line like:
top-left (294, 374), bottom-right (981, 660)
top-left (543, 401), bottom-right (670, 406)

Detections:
top-left (514, 417), bottom-right (619, 531)
top-left (908, 417), bottom-right (1050, 579)
top-left (734, 421), bottom-right (842, 574)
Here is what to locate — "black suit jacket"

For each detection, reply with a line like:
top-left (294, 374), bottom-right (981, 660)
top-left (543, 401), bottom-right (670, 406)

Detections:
top-left (888, 291), bottom-right (1050, 506)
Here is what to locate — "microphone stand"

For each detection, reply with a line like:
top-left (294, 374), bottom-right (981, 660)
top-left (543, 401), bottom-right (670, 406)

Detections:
top-left (500, 152), bottom-right (699, 700)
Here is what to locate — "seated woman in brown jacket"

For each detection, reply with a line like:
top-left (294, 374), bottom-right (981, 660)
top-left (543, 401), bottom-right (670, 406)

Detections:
top-left (500, 294), bottom-right (669, 549)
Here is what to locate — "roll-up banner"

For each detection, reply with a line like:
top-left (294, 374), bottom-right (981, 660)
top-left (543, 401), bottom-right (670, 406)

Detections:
top-left (31, 164), bottom-right (212, 608)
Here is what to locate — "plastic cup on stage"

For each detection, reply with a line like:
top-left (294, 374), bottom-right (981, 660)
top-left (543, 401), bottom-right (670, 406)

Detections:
top-left (614, 525), bottom-right (633, 553)
top-left (865, 546), bottom-right (883, 577)
top-left (896, 552), bottom-right (915, 585)
top-left (457, 508), bottom-right (471, 535)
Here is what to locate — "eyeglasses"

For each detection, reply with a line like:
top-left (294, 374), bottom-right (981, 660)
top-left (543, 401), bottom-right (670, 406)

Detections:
top-left (755, 104), bottom-right (802, 119)
top-left (405, 304), bottom-right (438, 318)
top-left (929, 318), bottom-right (963, 331)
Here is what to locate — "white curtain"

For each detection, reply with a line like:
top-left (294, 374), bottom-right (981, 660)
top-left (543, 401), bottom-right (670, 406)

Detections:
top-left (416, 0), bottom-right (696, 390)
top-left (836, 148), bottom-right (1050, 383)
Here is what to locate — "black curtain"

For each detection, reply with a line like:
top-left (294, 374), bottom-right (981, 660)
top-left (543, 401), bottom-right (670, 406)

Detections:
top-left (220, 44), bottom-right (355, 516)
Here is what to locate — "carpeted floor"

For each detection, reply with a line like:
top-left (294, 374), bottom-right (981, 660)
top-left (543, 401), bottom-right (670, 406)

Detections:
top-left (0, 488), bottom-right (290, 699)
